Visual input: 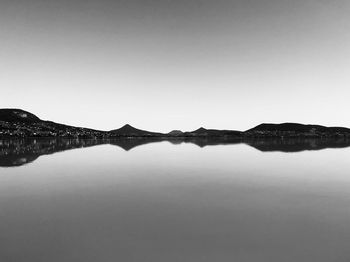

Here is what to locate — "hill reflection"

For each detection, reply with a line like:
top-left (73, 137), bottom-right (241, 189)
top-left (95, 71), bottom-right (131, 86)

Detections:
top-left (0, 138), bottom-right (108, 167)
top-left (1, 137), bottom-right (350, 167)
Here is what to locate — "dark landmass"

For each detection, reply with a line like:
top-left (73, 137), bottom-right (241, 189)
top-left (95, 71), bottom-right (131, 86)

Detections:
top-left (110, 124), bottom-right (163, 137)
top-left (0, 109), bottom-right (243, 138)
top-left (0, 109), bottom-right (106, 138)
top-left (0, 109), bottom-right (40, 123)
top-left (2, 108), bottom-right (350, 139)
top-left (183, 127), bottom-right (243, 137)
top-left (245, 123), bottom-right (350, 138)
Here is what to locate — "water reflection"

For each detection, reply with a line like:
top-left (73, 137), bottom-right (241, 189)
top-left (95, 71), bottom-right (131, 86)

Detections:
top-left (1, 137), bottom-right (350, 262)
top-left (1, 137), bottom-right (350, 167)
top-left (0, 138), bottom-right (107, 167)
top-left (246, 137), bottom-right (350, 152)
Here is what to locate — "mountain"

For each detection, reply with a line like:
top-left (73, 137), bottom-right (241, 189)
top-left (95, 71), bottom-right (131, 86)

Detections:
top-left (1, 109), bottom-right (350, 138)
top-left (245, 123), bottom-right (350, 137)
top-left (167, 130), bottom-right (184, 136)
top-left (0, 109), bottom-right (41, 123)
top-left (0, 109), bottom-right (106, 137)
top-left (184, 127), bottom-right (242, 137)
top-left (109, 124), bottom-right (163, 137)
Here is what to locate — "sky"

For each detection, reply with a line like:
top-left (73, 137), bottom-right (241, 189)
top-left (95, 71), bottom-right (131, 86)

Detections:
top-left (1, 0), bottom-right (349, 132)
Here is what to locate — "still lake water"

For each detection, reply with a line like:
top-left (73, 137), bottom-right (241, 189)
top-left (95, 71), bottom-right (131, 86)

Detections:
top-left (0, 139), bottom-right (350, 262)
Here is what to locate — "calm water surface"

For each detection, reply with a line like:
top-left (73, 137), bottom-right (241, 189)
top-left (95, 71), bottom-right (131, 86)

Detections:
top-left (0, 139), bottom-right (350, 262)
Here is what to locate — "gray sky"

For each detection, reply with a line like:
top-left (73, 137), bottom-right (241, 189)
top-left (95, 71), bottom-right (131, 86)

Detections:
top-left (1, 0), bottom-right (349, 132)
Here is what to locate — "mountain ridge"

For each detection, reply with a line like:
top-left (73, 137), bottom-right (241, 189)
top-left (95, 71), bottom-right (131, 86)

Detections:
top-left (110, 124), bottom-right (163, 137)
top-left (1, 109), bottom-right (350, 138)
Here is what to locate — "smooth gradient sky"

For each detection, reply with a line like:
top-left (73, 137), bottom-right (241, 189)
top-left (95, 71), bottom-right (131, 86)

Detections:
top-left (1, 0), bottom-right (349, 132)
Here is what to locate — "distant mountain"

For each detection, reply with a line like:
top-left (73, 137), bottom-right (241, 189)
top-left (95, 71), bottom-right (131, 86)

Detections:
top-left (167, 130), bottom-right (184, 136)
top-left (188, 127), bottom-right (242, 137)
top-left (245, 123), bottom-right (350, 137)
top-left (110, 124), bottom-right (163, 137)
top-left (1, 109), bottom-right (350, 138)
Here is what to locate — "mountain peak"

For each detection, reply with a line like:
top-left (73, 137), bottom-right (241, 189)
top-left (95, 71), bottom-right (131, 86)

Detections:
top-left (121, 124), bottom-right (134, 129)
top-left (110, 124), bottom-right (162, 137)
top-left (115, 124), bottom-right (139, 132)
top-left (195, 127), bottom-right (207, 132)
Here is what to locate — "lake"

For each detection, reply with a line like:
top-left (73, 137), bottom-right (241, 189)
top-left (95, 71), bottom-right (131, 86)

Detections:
top-left (0, 138), bottom-right (350, 262)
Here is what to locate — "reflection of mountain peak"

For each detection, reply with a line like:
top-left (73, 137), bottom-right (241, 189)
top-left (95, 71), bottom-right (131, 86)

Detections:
top-left (110, 138), bottom-right (164, 151)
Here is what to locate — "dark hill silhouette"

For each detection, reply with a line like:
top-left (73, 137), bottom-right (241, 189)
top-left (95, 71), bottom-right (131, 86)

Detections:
top-left (0, 109), bottom-right (106, 137)
top-left (167, 130), bottom-right (184, 136)
top-left (1, 109), bottom-right (350, 138)
top-left (245, 123), bottom-right (350, 137)
top-left (0, 109), bottom-right (40, 123)
top-left (194, 127), bottom-right (207, 133)
top-left (185, 127), bottom-right (242, 137)
top-left (110, 124), bottom-right (163, 137)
